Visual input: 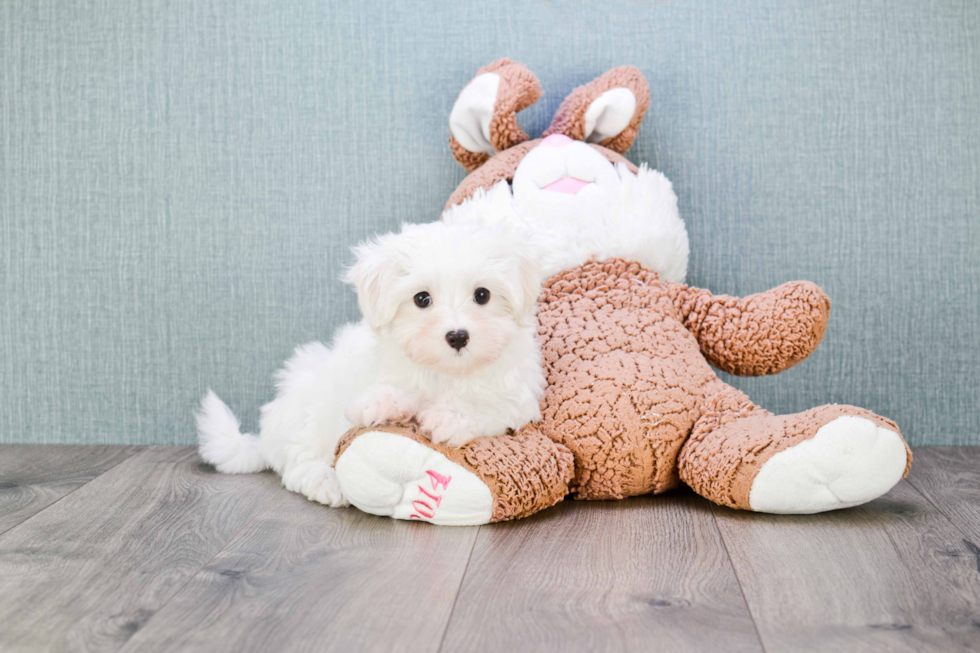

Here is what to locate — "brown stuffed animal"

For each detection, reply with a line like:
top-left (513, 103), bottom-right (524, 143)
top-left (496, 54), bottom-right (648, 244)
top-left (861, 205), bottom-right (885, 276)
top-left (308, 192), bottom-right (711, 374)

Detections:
top-left (332, 60), bottom-right (912, 525)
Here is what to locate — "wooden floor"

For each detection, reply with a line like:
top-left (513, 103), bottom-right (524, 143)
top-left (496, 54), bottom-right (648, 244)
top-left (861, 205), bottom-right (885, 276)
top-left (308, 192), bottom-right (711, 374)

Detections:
top-left (1, 447), bottom-right (979, 652)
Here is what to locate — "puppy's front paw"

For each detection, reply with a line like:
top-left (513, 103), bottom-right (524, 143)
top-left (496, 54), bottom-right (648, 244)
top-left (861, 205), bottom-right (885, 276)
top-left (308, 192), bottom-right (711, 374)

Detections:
top-left (282, 460), bottom-right (349, 508)
top-left (345, 385), bottom-right (418, 427)
top-left (419, 409), bottom-right (478, 448)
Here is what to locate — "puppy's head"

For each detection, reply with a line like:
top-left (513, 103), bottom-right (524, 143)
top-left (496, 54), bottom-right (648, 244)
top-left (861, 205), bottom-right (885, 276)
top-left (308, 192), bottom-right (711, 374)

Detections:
top-left (345, 221), bottom-right (540, 377)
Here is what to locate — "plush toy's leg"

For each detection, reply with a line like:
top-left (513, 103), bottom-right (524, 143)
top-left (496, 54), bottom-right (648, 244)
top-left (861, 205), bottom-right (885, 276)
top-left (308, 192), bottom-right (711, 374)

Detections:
top-left (678, 382), bottom-right (912, 514)
top-left (333, 423), bottom-right (574, 525)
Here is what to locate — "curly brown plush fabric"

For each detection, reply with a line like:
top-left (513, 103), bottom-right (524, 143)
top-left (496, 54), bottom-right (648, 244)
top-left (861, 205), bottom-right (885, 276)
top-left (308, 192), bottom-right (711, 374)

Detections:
top-left (335, 421), bottom-right (574, 523)
top-left (680, 402), bottom-right (912, 509)
top-left (531, 259), bottom-right (712, 499)
top-left (480, 58), bottom-right (541, 153)
top-left (524, 259), bottom-right (908, 502)
top-left (448, 58), bottom-right (541, 172)
top-left (447, 139), bottom-right (489, 174)
top-left (666, 280), bottom-right (831, 376)
top-left (543, 66), bottom-right (650, 154)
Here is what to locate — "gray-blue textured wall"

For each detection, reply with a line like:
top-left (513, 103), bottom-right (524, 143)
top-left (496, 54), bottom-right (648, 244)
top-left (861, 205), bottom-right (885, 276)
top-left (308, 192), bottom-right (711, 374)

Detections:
top-left (2, 1), bottom-right (978, 445)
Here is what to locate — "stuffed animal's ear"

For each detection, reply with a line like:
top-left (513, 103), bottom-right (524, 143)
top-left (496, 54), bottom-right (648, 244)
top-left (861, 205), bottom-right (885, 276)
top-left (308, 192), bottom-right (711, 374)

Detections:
top-left (344, 234), bottom-right (404, 331)
top-left (543, 66), bottom-right (650, 155)
top-left (449, 58), bottom-right (542, 173)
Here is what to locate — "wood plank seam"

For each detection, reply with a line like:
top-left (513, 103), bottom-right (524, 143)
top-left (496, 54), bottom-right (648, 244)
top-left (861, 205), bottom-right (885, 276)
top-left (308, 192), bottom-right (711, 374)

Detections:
top-left (438, 495), bottom-right (765, 652)
top-left (436, 524), bottom-right (483, 653)
top-left (0, 445), bottom-right (145, 538)
top-left (708, 504), bottom-right (770, 653)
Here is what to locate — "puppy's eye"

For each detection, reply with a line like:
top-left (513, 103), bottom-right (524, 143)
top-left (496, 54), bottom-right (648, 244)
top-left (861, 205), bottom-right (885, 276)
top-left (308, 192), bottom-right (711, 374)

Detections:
top-left (474, 288), bottom-right (491, 305)
top-left (413, 292), bottom-right (432, 308)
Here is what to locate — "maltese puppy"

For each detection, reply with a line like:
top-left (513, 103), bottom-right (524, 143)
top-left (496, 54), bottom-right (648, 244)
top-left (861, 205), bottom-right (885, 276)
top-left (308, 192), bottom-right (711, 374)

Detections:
top-left (196, 220), bottom-right (545, 507)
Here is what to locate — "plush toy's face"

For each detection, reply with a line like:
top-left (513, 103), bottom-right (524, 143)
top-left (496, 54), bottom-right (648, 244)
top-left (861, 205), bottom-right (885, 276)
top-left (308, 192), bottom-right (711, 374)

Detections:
top-left (442, 60), bottom-right (690, 284)
top-left (444, 59), bottom-right (650, 211)
top-left (511, 134), bottom-right (625, 224)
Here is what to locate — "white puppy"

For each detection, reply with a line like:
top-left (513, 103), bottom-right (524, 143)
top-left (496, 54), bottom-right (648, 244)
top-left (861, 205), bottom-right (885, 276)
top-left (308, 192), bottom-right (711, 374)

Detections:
top-left (196, 220), bottom-right (545, 507)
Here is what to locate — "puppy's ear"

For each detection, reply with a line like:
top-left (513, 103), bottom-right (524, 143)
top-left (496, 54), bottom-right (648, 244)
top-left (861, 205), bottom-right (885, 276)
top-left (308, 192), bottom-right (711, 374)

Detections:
top-left (344, 235), bottom-right (403, 331)
top-left (510, 252), bottom-right (542, 328)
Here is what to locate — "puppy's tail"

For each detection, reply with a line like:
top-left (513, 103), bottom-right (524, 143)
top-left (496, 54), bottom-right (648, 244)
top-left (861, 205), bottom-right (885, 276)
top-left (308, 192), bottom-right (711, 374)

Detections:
top-left (196, 390), bottom-right (268, 474)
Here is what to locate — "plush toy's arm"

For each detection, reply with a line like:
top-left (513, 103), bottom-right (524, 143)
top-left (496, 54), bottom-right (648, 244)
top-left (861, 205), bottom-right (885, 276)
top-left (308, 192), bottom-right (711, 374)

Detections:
top-left (664, 280), bottom-right (831, 376)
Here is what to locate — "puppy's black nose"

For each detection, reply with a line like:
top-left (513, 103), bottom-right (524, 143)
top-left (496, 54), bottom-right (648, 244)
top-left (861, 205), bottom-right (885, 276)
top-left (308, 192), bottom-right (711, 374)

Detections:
top-left (445, 329), bottom-right (469, 351)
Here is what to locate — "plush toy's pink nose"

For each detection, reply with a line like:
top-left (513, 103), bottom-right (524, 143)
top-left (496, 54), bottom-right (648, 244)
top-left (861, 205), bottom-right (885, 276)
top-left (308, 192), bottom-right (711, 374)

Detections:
top-left (540, 133), bottom-right (573, 147)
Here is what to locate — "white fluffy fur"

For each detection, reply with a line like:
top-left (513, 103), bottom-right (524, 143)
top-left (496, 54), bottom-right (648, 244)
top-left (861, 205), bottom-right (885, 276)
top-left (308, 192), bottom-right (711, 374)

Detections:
top-left (197, 220), bottom-right (545, 507)
top-left (443, 142), bottom-right (690, 283)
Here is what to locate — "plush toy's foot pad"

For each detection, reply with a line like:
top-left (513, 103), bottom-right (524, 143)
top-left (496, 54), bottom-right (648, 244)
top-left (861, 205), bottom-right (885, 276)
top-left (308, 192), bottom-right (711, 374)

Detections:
top-left (334, 422), bottom-right (575, 524)
top-left (679, 403), bottom-right (912, 513)
top-left (334, 430), bottom-right (494, 526)
top-left (749, 415), bottom-right (909, 514)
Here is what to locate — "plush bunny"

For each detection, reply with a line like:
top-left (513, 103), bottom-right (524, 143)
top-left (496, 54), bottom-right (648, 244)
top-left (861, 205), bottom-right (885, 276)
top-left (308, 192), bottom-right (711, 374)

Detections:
top-left (332, 60), bottom-right (912, 525)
